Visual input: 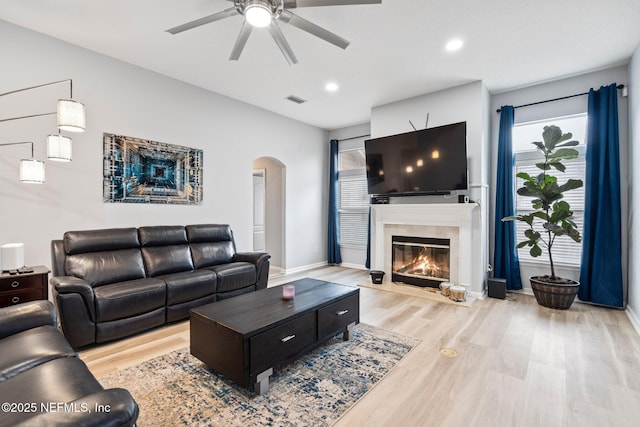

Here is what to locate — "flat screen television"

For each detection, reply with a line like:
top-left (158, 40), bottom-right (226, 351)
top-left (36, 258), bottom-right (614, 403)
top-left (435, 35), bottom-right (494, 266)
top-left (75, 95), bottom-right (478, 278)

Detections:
top-left (365, 121), bottom-right (468, 196)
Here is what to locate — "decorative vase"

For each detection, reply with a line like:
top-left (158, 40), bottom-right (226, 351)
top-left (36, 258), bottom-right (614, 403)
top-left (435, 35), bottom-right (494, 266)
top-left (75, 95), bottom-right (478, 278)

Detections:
top-left (529, 276), bottom-right (579, 310)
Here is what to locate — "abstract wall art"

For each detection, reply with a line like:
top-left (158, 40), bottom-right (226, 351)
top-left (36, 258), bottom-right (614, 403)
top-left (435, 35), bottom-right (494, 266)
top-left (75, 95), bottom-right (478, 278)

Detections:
top-left (103, 133), bottom-right (203, 204)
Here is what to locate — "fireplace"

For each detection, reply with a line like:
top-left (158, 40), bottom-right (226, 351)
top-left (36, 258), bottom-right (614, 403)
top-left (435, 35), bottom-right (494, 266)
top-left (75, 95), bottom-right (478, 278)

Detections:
top-left (391, 236), bottom-right (450, 288)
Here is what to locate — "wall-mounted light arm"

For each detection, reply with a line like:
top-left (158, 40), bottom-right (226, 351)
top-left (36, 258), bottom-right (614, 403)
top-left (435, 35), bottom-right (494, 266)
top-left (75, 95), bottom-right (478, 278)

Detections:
top-left (0, 141), bottom-right (35, 157)
top-left (0, 141), bottom-right (46, 184)
top-left (0, 78), bottom-right (73, 98)
top-left (0, 79), bottom-right (85, 132)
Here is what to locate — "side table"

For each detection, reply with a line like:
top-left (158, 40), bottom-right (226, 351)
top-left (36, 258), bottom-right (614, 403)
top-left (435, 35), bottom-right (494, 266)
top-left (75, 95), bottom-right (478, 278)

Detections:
top-left (0, 266), bottom-right (49, 308)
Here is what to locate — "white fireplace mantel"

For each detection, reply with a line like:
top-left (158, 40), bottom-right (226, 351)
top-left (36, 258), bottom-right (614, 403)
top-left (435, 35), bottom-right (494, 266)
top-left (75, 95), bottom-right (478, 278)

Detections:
top-left (370, 203), bottom-right (485, 297)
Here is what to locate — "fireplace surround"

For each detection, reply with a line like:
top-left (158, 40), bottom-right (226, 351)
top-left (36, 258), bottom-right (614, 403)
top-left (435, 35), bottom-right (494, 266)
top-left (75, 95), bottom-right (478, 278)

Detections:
top-left (370, 203), bottom-right (484, 298)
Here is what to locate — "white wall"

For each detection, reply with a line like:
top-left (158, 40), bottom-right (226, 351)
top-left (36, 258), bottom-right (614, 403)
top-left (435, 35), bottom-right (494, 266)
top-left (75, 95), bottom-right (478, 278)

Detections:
top-left (0, 21), bottom-right (328, 277)
top-left (628, 44), bottom-right (640, 332)
top-left (490, 66), bottom-right (630, 294)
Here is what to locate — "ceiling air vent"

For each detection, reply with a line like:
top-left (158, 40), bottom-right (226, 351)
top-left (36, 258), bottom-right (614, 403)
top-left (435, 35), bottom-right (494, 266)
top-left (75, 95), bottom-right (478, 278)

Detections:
top-left (285, 95), bottom-right (307, 104)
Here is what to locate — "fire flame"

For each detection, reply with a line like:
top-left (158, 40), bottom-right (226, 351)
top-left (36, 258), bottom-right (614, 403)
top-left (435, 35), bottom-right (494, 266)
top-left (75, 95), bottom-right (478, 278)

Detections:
top-left (398, 254), bottom-right (441, 276)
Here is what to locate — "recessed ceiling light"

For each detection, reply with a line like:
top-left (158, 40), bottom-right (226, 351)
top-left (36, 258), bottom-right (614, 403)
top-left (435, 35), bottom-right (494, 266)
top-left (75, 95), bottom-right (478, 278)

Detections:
top-left (445, 39), bottom-right (464, 52)
top-left (325, 82), bottom-right (339, 92)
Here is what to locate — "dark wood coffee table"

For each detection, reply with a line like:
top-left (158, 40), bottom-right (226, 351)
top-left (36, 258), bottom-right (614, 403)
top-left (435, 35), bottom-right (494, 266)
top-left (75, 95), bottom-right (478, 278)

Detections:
top-left (190, 278), bottom-right (359, 394)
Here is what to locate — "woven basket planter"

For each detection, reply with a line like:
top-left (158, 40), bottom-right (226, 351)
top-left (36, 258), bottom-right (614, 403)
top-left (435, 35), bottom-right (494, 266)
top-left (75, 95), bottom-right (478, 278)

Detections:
top-left (530, 276), bottom-right (579, 310)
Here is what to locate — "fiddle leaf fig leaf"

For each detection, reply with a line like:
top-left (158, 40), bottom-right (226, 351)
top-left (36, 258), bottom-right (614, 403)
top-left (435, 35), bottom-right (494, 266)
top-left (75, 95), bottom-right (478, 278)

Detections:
top-left (530, 244), bottom-right (543, 257)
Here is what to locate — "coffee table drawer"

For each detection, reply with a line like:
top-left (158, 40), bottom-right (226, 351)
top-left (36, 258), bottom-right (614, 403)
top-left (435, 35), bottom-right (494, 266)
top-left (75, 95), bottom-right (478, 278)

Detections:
top-left (318, 293), bottom-right (359, 340)
top-left (250, 311), bottom-right (316, 374)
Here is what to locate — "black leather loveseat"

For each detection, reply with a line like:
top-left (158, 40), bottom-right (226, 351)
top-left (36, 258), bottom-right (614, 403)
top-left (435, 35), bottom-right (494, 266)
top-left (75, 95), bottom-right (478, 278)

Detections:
top-left (51, 224), bottom-right (270, 349)
top-left (0, 301), bottom-right (138, 427)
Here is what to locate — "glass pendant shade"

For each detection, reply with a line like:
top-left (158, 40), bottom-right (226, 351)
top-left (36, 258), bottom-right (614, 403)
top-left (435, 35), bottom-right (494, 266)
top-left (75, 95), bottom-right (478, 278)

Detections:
top-left (47, 134), bottom-right (72, 162)
top-left (245, 2), bottom-right (272, 28)
top-left (19, 159), bottom-right (45, 184)
top-left (57, 99), bottom-right (85, 132)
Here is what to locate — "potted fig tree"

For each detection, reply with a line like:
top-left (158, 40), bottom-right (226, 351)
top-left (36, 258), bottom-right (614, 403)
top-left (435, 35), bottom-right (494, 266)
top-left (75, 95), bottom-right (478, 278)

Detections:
top-left (502, 125), bottom-right (583, 309)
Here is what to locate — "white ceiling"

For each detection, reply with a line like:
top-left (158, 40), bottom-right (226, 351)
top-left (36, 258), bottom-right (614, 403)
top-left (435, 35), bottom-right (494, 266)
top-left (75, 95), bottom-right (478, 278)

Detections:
top-left (1, 0), bottom-right (639, 131)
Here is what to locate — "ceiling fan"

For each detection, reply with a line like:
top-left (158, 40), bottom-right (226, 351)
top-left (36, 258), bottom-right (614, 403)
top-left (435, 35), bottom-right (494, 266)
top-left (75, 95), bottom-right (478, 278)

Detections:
top-left (166, 0), bottom-right (382, 65)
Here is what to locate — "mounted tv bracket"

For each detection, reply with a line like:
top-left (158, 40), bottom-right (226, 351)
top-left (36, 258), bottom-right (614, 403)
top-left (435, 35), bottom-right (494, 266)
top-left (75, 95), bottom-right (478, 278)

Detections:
top-left (409, 113), bottom-right (429, 131)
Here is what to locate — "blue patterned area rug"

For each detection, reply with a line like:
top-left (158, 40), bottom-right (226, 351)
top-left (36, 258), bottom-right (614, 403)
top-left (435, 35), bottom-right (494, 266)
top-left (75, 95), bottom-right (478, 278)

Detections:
top-left (100, 324), bottom-right (419, 426)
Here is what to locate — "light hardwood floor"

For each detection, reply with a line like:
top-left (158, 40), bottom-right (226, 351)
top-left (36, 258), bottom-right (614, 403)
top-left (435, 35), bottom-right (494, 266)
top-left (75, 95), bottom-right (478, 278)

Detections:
top-left (80, 266), bottom-right (640, 427)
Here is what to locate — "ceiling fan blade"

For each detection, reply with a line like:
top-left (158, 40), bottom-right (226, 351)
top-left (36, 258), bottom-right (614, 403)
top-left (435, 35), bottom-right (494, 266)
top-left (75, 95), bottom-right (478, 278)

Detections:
top-left (267, 22), bottom-right (298, 65)
top-left (284, 0), bottom-right (381, 8)
top-left (280, 10), bottom-right (350, 49)
top-left (166, 7), bottom-right (238, 35)
top-left (229, 21), bottom-right (253, 61)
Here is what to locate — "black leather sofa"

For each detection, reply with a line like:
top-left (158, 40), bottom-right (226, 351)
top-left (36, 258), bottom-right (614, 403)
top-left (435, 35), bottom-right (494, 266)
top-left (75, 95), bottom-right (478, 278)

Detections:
top-left (51, 224), bottom-right (270, 349)
top-left (0, 301), bottom-right (138, 427)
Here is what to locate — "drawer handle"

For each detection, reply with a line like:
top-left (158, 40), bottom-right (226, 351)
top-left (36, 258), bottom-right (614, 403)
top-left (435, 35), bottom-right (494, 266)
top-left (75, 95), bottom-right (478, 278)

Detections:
top-left (12, 296), bottom-right (20, 304)
top-left (281, 335), bottom-right (296, 343)
top-left (11, 281), bottom-right (20, 288)
top-left (336, 310), bottom-right (349, 316)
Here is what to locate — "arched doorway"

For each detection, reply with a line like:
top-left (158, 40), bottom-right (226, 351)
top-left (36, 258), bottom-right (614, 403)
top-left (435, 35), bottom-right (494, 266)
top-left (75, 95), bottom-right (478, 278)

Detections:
top-left (252, 157), bottom-right (286, 273)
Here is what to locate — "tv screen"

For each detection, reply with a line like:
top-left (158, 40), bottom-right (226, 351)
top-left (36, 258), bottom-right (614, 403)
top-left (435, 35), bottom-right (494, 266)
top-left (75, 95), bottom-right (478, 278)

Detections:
top-left (365, 121), bottom-right (468, 196)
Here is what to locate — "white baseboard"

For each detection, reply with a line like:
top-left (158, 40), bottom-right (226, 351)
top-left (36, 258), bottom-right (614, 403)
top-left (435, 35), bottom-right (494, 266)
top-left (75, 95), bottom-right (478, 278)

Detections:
top-left (281, 261), bottom-right (328, 276)
top-left (626, 306), bottom-right (640, 337)
top-left (340, 262), bottom-right (368, 271)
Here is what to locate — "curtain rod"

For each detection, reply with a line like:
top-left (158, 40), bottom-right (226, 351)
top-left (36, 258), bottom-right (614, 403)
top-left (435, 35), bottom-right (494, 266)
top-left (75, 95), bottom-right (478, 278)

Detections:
top-left (334, 134), bottom-right (370, 142)
top-left (496, 84), bottom-right (625, 113)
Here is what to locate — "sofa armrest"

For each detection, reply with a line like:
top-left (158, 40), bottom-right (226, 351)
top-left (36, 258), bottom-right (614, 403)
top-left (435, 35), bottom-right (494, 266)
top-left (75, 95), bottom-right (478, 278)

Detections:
top-left (14, 388), bottom-right (139, 427)
top-left (0, 300), bottom-right (57, 340)
top-left (234, 252), bottom-right (271, 290)
top-left (233, 251), bottom-right (270, 267)
top-left (51, 276), bottom-right (96, 321)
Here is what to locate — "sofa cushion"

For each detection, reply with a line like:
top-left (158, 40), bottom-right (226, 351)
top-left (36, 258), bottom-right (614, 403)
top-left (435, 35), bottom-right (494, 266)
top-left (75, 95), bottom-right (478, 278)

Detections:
top-left (0, 357), bottom-right (104, 426)
top-left (0, 325), bottom-right (75, 382)
top-left (138, 226), bottom-right (194, 276)
top-left (65, 249), bottom-right (146, 287)
top-left (64, 228), bottom-right (139, 255)
top-left (186, 224), bottom-right (233, 243)
top-left (94, 278), bottom-right (166, 322)
top-left (159, 270), bottom-right (216, 305)
top-left (205, 262), bottom-right (256, 292)
top-left (187, 224), bottom-right (237, 268)
top-left (138, 225), bottom-right (188, 246)
top-left (141, 245), bottom-right (194, 277)
top-left (96, 308), bottom-right (165, 344)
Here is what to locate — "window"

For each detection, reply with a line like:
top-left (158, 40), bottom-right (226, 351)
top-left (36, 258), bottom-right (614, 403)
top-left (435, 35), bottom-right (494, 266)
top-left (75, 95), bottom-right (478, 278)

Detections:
top-left (512, 114), bottom-right (587, 267)
top-left (338, 140), bottom-right (369, 248)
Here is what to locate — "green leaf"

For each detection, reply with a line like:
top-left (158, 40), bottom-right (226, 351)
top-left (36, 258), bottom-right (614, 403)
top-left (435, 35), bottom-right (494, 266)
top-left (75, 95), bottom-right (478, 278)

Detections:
top-left (558, 178), bottom-right (584, 193)
top-left (524, 229), bottom-right (540, 240)
top-left (549, 162), bottom-right (566, 172)
top-left (532, 141), bottom-right (545, 151)
top-left (516, 171), bottom-right (535, 182)
top-left (535, 162), bottom-right (551, 170)
top-left (542, 126), bottom-right (563, 148)
top-left (530, 244), bottom-right (543, 257)
top-left (549, 148), bottom-right (579, 160)
top-left (556, 140), bottom-right (580, 148)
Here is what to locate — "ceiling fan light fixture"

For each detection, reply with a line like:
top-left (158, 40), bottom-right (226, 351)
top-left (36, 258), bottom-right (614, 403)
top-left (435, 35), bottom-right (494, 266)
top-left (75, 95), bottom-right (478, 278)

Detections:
top-left (245, 1), bottom-right (273, 28)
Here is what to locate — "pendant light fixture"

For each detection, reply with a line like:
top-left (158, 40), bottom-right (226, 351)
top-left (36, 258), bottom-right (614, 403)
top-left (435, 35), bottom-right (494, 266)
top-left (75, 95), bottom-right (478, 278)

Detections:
top-left (19, 158), bottom-right (46, 184)
top-left (0, 141), bottom-right (46, 184)
top-left (57, 99), bottom-right (86, 133)
top-left (46, 134), bottom-right (72, 162)
top-left (0, 79), bottom-right (85, 182)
